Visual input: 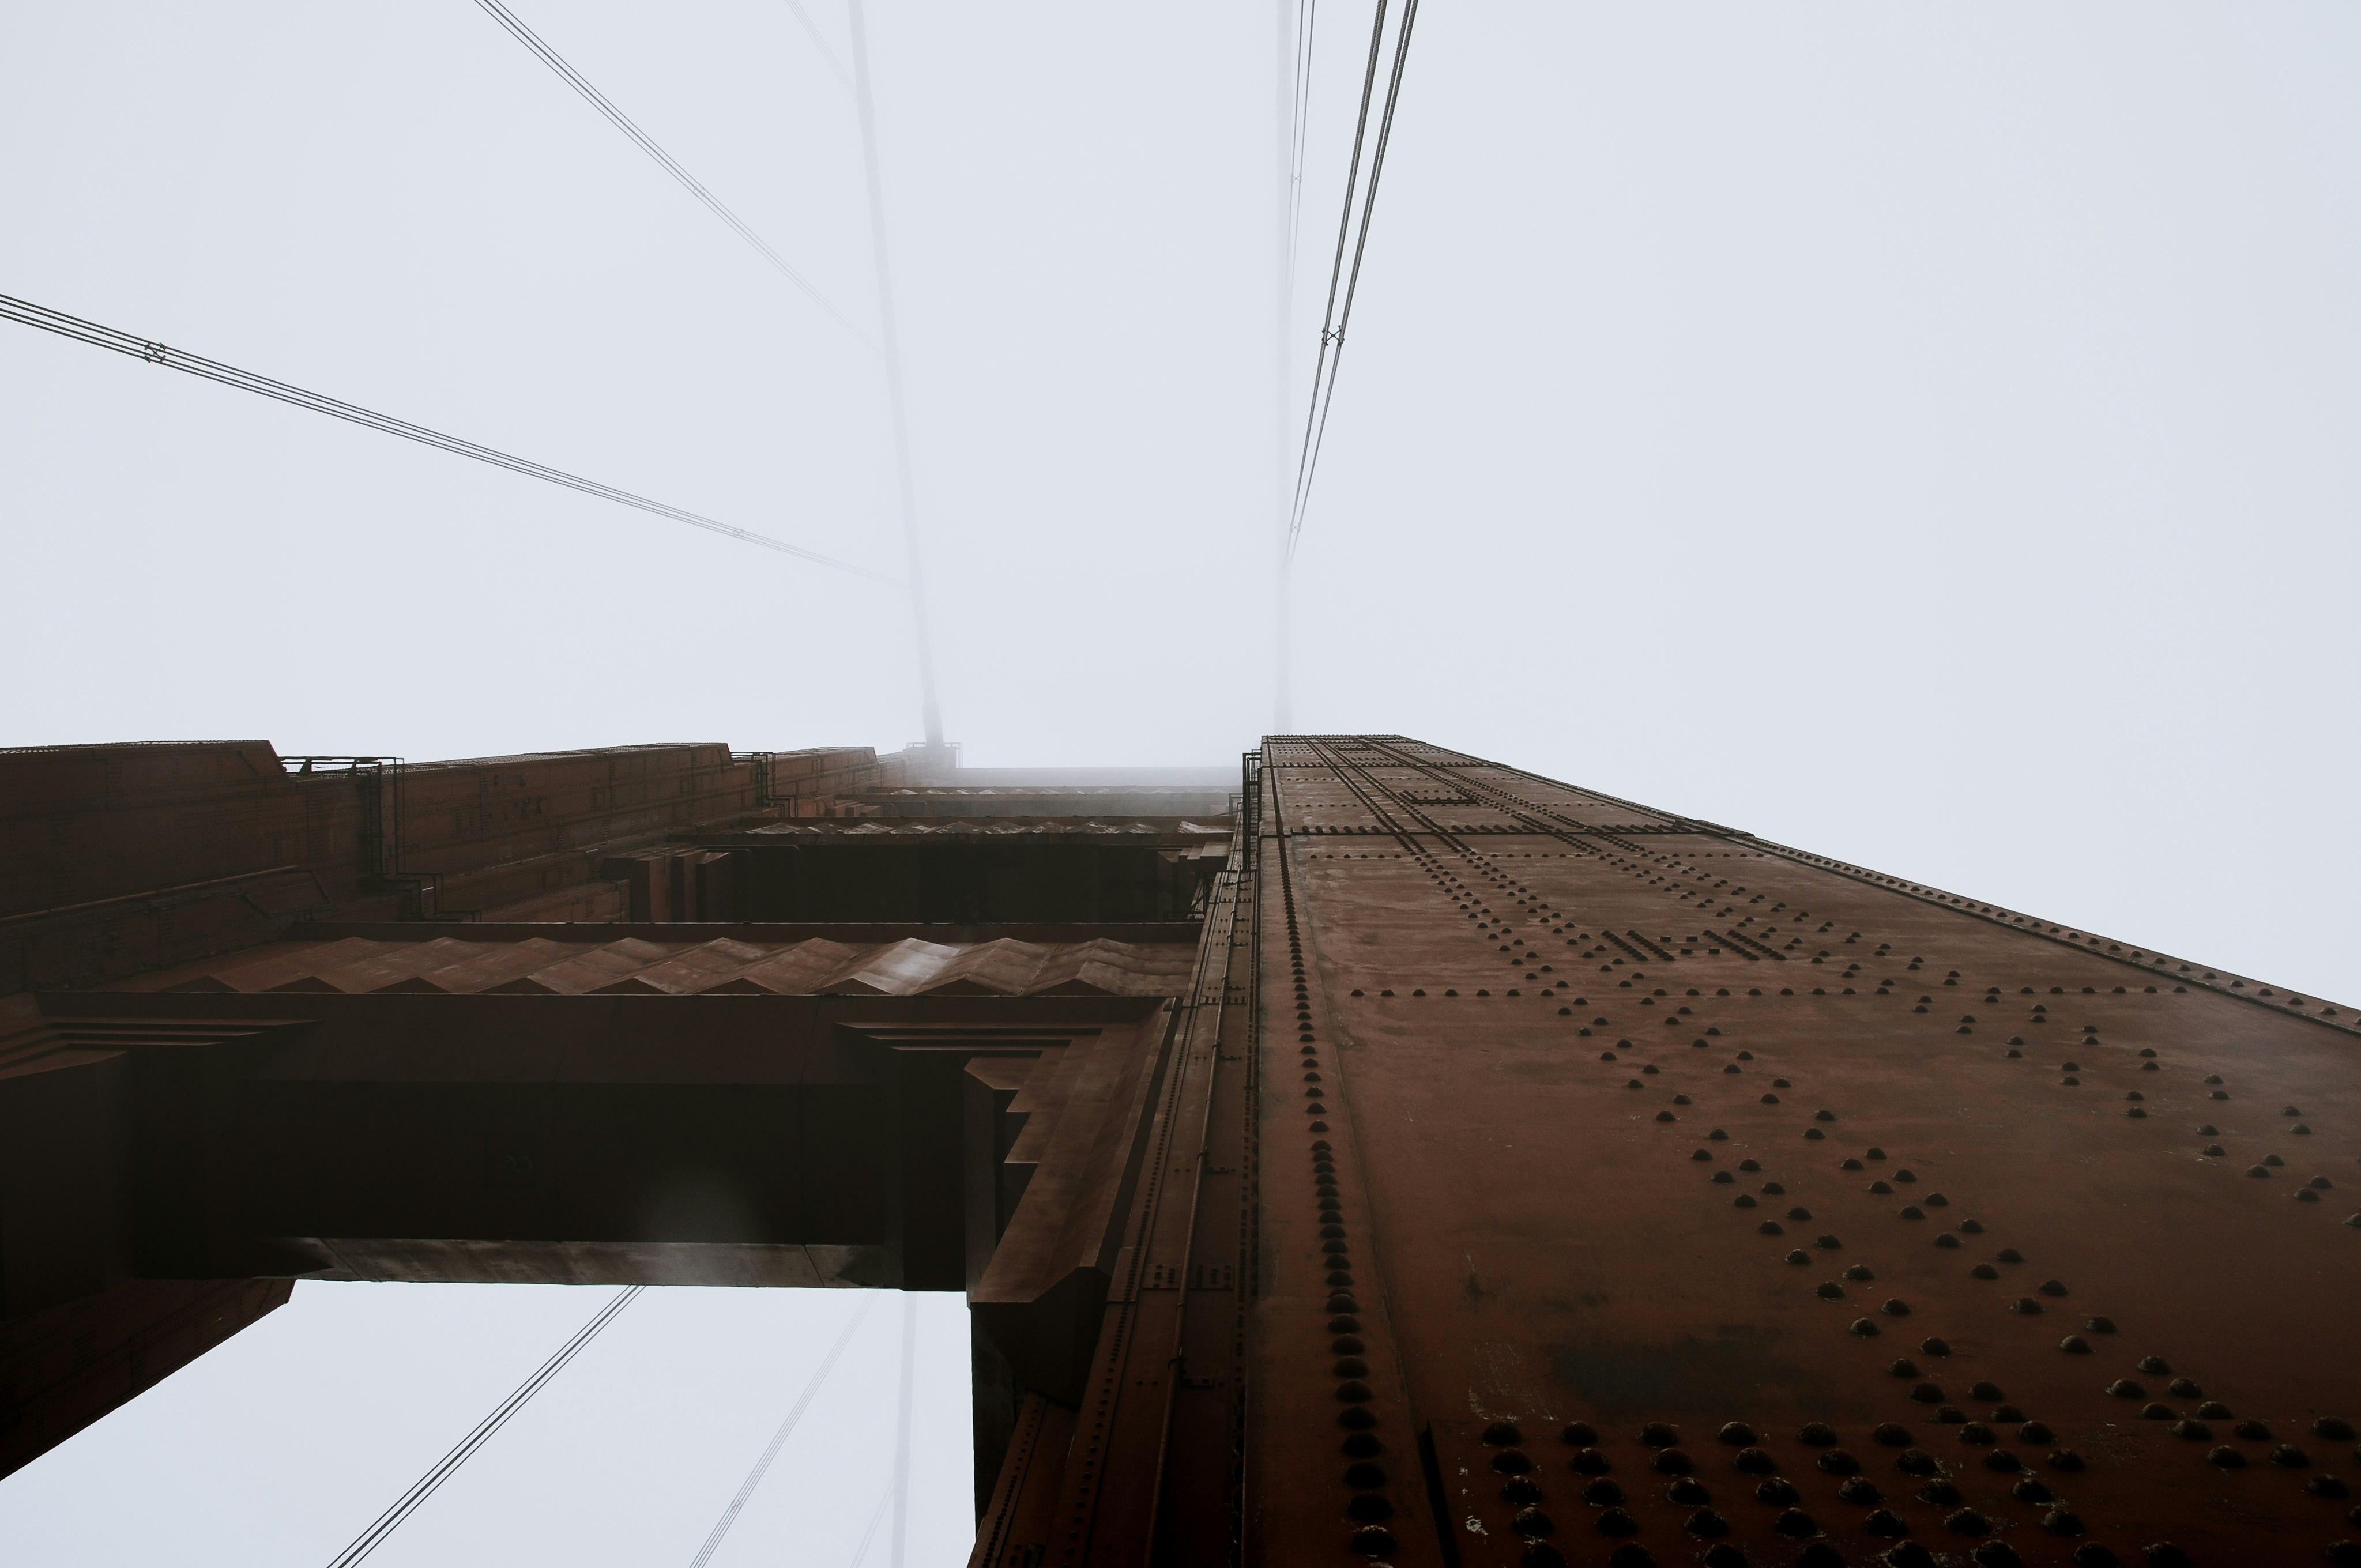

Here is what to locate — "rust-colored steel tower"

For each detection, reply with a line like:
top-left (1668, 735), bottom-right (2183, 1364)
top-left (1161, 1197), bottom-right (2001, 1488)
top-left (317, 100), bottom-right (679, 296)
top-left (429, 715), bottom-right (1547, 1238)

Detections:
top-left (3, 734), bottom-right (2355, 1567)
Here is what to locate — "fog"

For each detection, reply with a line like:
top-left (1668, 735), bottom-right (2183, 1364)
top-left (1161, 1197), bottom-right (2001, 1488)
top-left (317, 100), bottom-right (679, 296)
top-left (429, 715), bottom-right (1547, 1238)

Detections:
top-left (3, 3), bottom-right (2356, 1561)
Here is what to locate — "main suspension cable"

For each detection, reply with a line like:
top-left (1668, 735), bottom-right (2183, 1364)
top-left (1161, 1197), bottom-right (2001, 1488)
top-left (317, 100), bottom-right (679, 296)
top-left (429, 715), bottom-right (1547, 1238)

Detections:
top-left (0, 292), bottom-right (899, 583)
top-left (472, 0), bottom-right (876, 353)
top-left (1286, 0), bottom-right (1421, 556)
top-left (325, 1286), bottom-right (646, 1567)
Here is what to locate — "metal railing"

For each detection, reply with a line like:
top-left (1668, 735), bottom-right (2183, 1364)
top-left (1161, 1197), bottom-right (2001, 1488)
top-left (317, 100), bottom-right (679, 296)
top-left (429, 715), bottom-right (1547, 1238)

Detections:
top-left (278, 756), bottom-right (461, 920)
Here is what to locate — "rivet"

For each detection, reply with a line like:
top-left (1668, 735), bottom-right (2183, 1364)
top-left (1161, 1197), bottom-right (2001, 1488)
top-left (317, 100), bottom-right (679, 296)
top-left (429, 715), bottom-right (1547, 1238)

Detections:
top-left (1922, 1337), bottom-right (1953, 1357)
top-left (1591, 1505), bottom-right (1637, 1535)
top-left (1680, 1506), bottom-right (1727, 1537)
top-left (1690, 1148), bottom-right (1712, 1160)
top-left (1762, 1222), bottom-right (1788, 1237)
top-left (1738, 1159), bottom-right (1762, 1172)
top-left (2206, 1444), bottom-right (2246, 1467)
top-left (1639, 1422), bottom-right (1680, 1448)
top-left (1799, 1422), bottom-right (1839, 1446)
top-left (1581, 1478), bottom-right (1625, 1505)
top-left (1758, 1476), bottom-right (1800, 1504)
top-left (1735, 1446), bottom-right (1778, 1473)
top-left (1815, 1234), bottom-right (1843, 1249)
top-left (2011, 1296), bottom-right (2044, 1314)
top-left (1805, 1128), bottom-right (1825, 1140)
top-left (1851, 1317), bottom-right (1882, 1335)
top-left (1484, 1420), bottom-right (1525, 1446)
top-left (1772, 1077), bottom-right (1793, 1088)
top-left (2140, 1402), bottom-right (2173, 1420)
top-left (1896, 1447), bottom-right (1939, 1475)
top-left (1959, 1421), bottom-right (1996, 1444)
top-left (2046, 1448), bottom-right (2084, 1471)
top-left (1665, 1476), bottom-right (1711, 1505)
top-left (1656, 1111), bottom-right (1677, 1122)
top-left (1772, 1506), bottom-right (1820, 1537)
top-left (1888, 1359), bottom-right (1922, 1378)
top-left (1652, 1449), bottom-right (1695, 1476)
top-left (2317, 1418), bottom-right (2358, 1441)
top-left (1971, 1264), bottom-right (2001, 1280)
top-left (1943, 1507), bottom-right (1992, 1536)
top-left (2085, 1316), bottom-right (2117, 1333)
top-left (1560, 1421), bottom-right (1599, 1446)
top-left (2018, 1422), bottom-right (2055, 1443)
top-left (1934, 1233), bottom-right (1961, 1249)
top-left (1843, 1158), bottom-right (1866, 1172)
top-left (1881, 1299), bottom-right (1911, 1317)
top-left (2234, 1419), bottom-right (2273, 1441)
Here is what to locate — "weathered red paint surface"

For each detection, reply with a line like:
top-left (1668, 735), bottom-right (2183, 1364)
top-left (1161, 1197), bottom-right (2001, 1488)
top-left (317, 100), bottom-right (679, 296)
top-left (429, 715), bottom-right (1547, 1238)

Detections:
top-left (1246, 736), bottom-right (2360, 1568)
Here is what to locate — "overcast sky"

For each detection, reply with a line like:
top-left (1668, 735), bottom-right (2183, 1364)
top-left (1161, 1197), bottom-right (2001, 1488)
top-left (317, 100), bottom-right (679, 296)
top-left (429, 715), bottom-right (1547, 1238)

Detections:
top-left (3, 3), bottom-right (2358, 1561)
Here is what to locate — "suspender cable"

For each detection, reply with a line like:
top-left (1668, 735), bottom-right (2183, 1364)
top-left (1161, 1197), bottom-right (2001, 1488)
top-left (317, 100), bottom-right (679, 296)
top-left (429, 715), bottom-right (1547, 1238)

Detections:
top-left (471, 0), bottom-right (876, 353)
top-left (1274, 0), bottom-right (1305, 732)
top-left (846, 1483), bottom-right (895, 1567)
top-left (0, 292), bottom-right (899, 583)
top-left (780, 0), bottom-right (855, 93)
top-left (324, 1286), bottom-right (645, 1567)
top-left (887, 1294), bottom-right (917, 1568)
top-left (684, 1297), bottom-right (877, 1568)
top-left (845, 0), bottom-right (947, 752)
top-left (1286, 0), bottom-right (1421, 556)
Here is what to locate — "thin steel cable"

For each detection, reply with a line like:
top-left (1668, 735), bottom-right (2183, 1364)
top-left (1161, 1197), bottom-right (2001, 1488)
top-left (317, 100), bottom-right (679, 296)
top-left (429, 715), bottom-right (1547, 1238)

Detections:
top-left (846, 1483), bottom-right (895, 1567)
top-left (1284, 0), bottom-right (1391, 549)
top-left (780, 0), bottom-right (854, 93)
top-left (1287, 0), bottom-right (1419, 554)
top-left (845, 0), bottom-right (946, 750)
top-left (888, 1294), bottom-right (916, 1568)
top-left (0, 292), bottom-right (898, 583)
top-left (325, 1286), bottom-right (645, 1567)
top-left (472, 0), bottom-right (876, 352)
top-left (685, 1296), bottom-right (877, 1568)
top-left (1274, 0), bottom-right (1308, 733)
top-left (1285, 0), bottom-right (1320, 288)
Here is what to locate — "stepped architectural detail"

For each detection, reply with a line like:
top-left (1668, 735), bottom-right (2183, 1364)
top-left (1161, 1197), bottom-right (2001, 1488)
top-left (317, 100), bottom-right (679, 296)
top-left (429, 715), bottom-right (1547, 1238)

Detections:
top-left (1, 736), bottom-right (2354, 1565)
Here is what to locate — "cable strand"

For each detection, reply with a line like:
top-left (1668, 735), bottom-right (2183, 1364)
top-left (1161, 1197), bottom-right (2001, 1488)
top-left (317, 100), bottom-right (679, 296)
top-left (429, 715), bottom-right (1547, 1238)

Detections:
top-left (1285, 0), bottom-right (1390, 544)
top-left (325, 1286), bottom-right (645, 1567)
top-left (1289, 0), bottom-right (1419, 553)
top-left (472, 0), bottom-right (876, 352)
top-left (0, 292), bottom-right (898, 583)
top-left (685, 1297), bottom-right (878, 1568)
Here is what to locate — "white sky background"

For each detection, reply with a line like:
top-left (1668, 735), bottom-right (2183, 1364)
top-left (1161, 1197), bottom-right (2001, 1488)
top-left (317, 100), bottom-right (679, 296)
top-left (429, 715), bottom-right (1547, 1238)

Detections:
top-left (2, 3), bottom-right (2359, 1559)
top-left (0, 1283), bottom-right (974, 1566)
